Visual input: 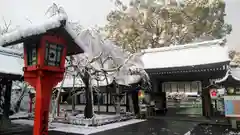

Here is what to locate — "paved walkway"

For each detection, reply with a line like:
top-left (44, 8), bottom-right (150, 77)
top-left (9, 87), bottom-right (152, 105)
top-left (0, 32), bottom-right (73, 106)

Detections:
top-left (4, 122), bottom-right (240, 135)
top-left (91, 119), bottom-right (198, 135)
top-left (189, 123), bottom-right (240, 135)
top-left (148, 115), bottom-right (229, 124)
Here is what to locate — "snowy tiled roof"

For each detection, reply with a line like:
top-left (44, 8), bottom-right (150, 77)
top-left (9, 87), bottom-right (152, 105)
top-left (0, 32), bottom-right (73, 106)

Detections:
top-left (141, 39), bottom-right (230, 69)
top-left (215, 68), bottom-right (240, 83)
top-left (0, 13), bottom-right (85, 55)
top-left (0, 46), bottom-right (23, 76)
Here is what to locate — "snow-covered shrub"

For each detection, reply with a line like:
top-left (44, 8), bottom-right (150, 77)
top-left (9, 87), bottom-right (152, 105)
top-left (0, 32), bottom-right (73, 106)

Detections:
top-left (167, 92), bottom-right (188, 102)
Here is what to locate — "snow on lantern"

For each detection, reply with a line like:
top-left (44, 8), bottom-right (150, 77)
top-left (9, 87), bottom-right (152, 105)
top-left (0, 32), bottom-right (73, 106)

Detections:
top-left (0, 13), bottom-right (85, 135)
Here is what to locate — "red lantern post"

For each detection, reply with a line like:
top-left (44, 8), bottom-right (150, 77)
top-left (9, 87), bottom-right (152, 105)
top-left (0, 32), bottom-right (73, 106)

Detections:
top-left (0, 18), bottom-right (84, 135)
top-left (23, 35), bottom-right (68, 135)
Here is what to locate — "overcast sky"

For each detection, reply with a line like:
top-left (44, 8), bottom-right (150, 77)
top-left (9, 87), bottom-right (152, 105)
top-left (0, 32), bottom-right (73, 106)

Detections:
top-left (0, 0), bottom-right (239, 50)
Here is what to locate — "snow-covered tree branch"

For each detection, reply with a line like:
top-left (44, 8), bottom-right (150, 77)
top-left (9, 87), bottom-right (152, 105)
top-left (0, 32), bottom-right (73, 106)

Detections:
top-left (44, 3), bottom-right (151, 119)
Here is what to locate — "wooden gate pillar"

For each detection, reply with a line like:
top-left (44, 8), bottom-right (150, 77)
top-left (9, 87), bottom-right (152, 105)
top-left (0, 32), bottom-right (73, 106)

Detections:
top-left (0, 78), bottom-right (13, 129)
top-left (201, 80), bottom-right (214, 117)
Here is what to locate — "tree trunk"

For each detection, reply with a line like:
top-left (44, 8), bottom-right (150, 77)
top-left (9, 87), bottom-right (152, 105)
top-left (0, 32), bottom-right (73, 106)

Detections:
top-left (96, 73), bottom-right (100, 113)
top-left (100, 58), bottom-right (110, 113)
top-left (84, 87), bottom-right (93, 118)
top-left (90, 83), bottom-right (94, 115)
top-left (12, 83), bottom-right (28, 113)
top-left (83, 70), bottom-right (93, 118)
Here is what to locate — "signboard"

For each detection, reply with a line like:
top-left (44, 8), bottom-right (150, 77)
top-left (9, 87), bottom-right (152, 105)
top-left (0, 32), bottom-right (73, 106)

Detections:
top-left (210, 89), bottom-right (218, 99)
top-left (224, 96), bottom-right (240, 117)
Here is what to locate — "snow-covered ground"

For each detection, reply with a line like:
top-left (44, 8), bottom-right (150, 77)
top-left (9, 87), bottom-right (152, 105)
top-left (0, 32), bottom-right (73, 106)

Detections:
top-left (185, 123), bottom-right (240, 135)
top-left (12, 119), bottom-right (145, 135)
top-left (65, 113), bottom-right (134, 126)
top-left (9, 111), bottom-right (31, 119)
top-left (60, 104), bottom-right (126, 112)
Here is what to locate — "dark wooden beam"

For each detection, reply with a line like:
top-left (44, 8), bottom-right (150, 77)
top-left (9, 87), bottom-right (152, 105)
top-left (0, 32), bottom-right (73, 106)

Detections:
top-left (0, 73), bottom-right (22, 81)
top-left (145, 61), bottom-right (229, 74)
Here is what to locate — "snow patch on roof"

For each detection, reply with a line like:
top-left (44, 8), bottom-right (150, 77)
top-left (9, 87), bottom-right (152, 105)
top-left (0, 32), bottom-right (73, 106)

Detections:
top-left (0, 46), bottom-right (23, 76)
top-left (143, 39), bottom-right (225, 53)
top-left (141, 39), bottom-right (230, 69)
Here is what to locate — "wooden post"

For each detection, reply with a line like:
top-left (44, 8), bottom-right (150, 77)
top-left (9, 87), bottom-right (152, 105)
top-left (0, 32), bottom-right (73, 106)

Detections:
top-left (3, 79), bottom-right (12, 120)
top-left (115, 81), bottom-right (121, 115)
top-left (0, 79), bottom-right (12, 128)
top-left (231, 118), bottom-right (237, 129)
top-left (29, 93), bottom-right (32, 113)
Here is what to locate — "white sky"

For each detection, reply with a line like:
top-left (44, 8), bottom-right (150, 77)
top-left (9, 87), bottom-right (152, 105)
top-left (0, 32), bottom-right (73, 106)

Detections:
top-left (0, 0), bottom-right (239, 50)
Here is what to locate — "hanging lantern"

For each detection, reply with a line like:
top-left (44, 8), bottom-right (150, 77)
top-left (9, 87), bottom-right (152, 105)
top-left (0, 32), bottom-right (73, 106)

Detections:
top-left (138, 90), bottom-right (145, 99)
top-left (227, 87), bottom-right (235, 94)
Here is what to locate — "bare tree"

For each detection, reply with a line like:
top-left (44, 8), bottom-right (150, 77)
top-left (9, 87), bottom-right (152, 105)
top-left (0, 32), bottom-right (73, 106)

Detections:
top-left (0, 17), bottom-right (11, 35)
top-left (45, 3), bottom-right (151, 120)
top-left (74, 53), bottom-right (133, 117)
top-left (11, 81), bottom-right (30, 113)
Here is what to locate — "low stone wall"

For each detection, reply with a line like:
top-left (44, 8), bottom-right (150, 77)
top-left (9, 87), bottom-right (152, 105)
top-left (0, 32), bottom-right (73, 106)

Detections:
top-left (54, 112), bottom-right (135, 126)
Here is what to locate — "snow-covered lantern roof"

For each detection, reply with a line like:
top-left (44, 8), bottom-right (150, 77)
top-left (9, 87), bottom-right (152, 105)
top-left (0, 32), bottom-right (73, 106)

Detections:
top-left (0, 13), bottom-right (85, 55)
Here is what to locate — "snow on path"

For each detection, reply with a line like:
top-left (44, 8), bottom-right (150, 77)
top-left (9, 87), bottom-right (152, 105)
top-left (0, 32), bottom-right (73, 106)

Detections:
top-left (12, 119), bottom-right (145, 135)
top-left (10, 111), bottom-right (30, 119)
